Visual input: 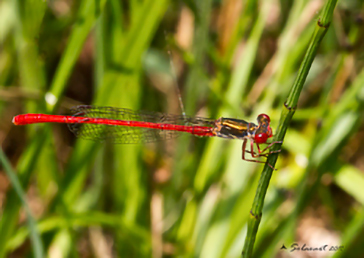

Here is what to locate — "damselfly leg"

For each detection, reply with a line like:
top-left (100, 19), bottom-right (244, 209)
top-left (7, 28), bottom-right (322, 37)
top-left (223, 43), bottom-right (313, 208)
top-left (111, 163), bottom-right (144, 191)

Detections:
top-left (254, 140), bottom-right (283, 156)
top-left (242, 139), bottom-right (282, 170)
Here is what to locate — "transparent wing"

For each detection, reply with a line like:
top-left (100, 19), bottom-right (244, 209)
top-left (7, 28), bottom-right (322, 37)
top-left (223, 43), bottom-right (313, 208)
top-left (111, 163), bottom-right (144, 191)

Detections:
top-left (67, 105), bottom-right (215, 144)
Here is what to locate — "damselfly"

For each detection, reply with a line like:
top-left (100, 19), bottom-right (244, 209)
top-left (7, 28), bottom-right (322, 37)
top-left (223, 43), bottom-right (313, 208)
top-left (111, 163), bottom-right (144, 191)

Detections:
top-left (13, 105), bottom-right (281, 168)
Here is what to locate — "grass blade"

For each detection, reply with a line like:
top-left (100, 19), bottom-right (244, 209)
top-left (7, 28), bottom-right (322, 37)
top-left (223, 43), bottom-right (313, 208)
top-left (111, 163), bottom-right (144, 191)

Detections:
top-left (0, 149), bottom-right (44, 258)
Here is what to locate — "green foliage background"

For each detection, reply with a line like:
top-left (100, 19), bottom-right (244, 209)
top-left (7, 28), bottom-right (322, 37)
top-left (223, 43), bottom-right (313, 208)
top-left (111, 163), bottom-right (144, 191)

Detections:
top-left (1, 0), bottom-right (364, 257)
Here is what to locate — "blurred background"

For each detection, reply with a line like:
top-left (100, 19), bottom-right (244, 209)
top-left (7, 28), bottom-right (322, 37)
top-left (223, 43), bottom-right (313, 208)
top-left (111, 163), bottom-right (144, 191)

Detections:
top-left (1, 0), bottom-right (364, 257)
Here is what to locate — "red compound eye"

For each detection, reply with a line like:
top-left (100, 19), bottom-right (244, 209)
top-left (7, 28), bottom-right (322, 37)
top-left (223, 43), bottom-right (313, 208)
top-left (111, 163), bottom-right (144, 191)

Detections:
top-left (254, 133), bottom-right (269, 144)
top-left (257, 113), bottom-right (270, 123)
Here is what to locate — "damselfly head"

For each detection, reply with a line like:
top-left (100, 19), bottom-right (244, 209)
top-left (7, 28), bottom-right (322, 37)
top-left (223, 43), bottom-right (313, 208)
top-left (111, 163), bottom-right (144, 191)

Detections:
top-left (257, 114), bottom-right (270, 123)
top-left (254, 131), bottom-right (268, 143)
top-left (254, 114), bottom-right (273, 144)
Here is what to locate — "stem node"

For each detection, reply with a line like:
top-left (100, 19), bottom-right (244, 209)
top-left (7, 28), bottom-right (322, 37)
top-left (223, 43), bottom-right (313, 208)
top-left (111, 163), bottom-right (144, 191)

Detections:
top-left (250, 210), bottom-right (261, 220)
top-left (317, 19), bottom-right (330, 28)
top-left (284, 102), bottom-right (297, 111)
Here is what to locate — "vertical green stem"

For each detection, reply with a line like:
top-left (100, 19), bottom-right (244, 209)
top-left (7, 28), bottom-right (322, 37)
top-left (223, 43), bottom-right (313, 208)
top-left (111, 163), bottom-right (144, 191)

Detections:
top-left (241, 0), bottom-right (338, 257)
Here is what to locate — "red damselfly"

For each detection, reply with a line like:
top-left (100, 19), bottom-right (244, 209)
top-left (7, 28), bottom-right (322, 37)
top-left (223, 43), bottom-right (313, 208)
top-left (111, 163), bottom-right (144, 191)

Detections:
top-left (12, 105), bottom-right (281, 168)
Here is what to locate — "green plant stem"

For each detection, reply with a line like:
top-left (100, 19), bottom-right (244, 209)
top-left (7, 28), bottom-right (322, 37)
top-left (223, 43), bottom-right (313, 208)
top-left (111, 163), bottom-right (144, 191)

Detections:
top-left (0, 149), bottom-right (44, 258)
top-left (241, 0), bottom-right (338, 257)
